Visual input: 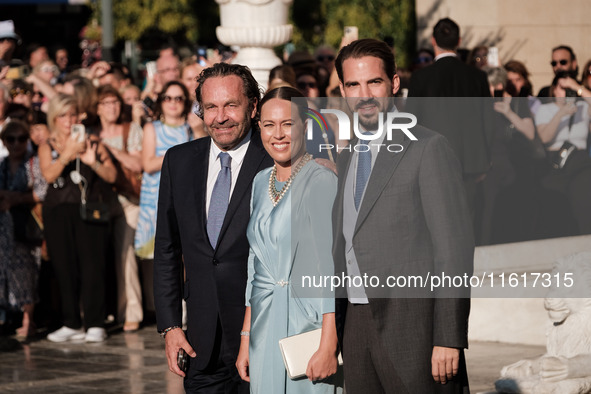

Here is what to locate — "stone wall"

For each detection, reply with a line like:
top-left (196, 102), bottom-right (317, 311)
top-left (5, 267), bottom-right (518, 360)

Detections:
top-left (415, 0), bottom-right (591, 94)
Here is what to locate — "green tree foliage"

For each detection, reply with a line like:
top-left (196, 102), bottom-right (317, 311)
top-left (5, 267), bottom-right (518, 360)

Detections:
top-left (88, 0), bottom-right (199, 43)
top-left (113, 0), bottom-right (198, 42)
top-left (292, 0), bottom-right (415, 68)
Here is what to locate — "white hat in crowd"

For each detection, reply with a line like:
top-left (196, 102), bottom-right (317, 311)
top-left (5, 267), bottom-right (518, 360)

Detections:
top-left (0, 20), bottom-right (21, 43)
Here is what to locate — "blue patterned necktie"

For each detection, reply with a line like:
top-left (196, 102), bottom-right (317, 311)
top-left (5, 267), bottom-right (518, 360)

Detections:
top-left (207, 152), bottom-right (232, 248)
top-left (354, 134), bottom-right (372, 210)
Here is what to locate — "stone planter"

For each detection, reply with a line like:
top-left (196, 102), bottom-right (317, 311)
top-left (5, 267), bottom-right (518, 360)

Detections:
top-left (216, 0), bottom-right (293, 89)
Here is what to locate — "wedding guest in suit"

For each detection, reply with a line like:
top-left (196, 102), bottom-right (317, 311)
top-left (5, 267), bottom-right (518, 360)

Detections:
top-left (235, 87), bottom-right (342, 393)
top-left (408, 17), bottom-right (492, 226)
top-left (333, 38), bottom-right (473, 393)
top-left (153, 63), bottom-right (273, 393)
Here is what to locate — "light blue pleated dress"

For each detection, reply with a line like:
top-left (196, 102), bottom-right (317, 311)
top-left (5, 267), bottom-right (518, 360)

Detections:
top-left (246, 160), bottom-right (343, 394)
top-left (135, 121), bottom-right (191, 259)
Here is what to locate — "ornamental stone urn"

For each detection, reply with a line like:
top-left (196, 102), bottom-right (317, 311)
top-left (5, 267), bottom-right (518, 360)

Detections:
top-left (216, 0), bottom-right (293, 89)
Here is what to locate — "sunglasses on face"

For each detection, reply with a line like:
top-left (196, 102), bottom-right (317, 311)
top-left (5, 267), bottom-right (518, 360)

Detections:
top-left (316, 55), bottom-right (335, 62)
top-left (163, 95), bottom-right (184, 103)
top-left (551, 59), bottom-right (569, 67)
top-left (40, 66), bottom-right (58, 73)
top-left (297, 82), bottom-right (317, 90)
top-left (10, 88), bottom-right (31, 97)
top-left (0, 38), bottom-right (15, 43)
top-left (3, 135), bottom-right (28, 144)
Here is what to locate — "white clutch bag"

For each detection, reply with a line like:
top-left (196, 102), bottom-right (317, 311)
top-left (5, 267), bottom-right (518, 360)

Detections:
top-left (278, 328), bottom-right (343, 379)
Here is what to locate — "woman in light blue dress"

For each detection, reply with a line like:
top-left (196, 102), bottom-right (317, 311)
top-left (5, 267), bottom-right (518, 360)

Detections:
top-left (135, 81), bottom-right (193, 259)
top-left (236, 87), bottom-right (342, 393)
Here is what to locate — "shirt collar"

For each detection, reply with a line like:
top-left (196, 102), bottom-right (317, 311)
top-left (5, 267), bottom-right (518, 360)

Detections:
top-left (435, 52), bottom-right (457, 61)
top-left (210, 130), bottom-right (252, 166)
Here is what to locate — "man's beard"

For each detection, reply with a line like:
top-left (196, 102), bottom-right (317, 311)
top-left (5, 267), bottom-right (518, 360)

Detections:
top-left (355, 98), bottom-right (384, 131)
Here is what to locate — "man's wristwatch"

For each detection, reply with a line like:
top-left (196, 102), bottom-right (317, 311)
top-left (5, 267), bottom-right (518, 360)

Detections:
top-left (159, 325), bottom-right (181, 338)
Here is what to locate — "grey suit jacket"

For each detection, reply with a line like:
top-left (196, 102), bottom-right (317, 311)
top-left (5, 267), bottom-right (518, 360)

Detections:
top-left (332, 125), bottom-right (473, 392)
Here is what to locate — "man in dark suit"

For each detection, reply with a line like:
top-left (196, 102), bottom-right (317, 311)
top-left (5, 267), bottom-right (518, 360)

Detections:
top-left (153, 63), bottom-right (272, 393)
top-left (333, 38), bottom-right (473, 393)
top-left (408, 18), bottom-right (492, 219)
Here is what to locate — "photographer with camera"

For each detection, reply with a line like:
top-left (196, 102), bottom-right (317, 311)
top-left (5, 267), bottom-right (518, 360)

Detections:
top-left (534, 73), bottom-right (591, 236)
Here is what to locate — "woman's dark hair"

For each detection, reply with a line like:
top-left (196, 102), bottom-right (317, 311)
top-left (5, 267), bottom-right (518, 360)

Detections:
top-left (268, 65), bottom-right (297, 88)
top-left (504, 60), bottom-right (533, 97)
top-left (155, 81), bottom-right (192, 120)
top-left (31, 109), bottom-right (47, 126)
top-left (258, 86), bottom-right (307, 123)
top-left (0, 119), bottom-right (30, 140)
top-left (5, 103), bottom-right (32, 123)
top-left (581, 59), bottom-right (591, 89)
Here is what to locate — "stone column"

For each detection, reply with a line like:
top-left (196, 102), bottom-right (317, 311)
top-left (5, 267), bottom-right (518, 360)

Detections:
top-left (216, 0), bottom-right (293, 90)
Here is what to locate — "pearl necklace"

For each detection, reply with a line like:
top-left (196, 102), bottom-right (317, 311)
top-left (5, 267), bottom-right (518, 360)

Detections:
top-left (268, 153), bottom-right (313, 207)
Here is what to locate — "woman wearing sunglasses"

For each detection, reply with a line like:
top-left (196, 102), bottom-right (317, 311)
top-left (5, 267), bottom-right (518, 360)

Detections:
top-left (0, 120), bottom-right (47, 340)
top-left (135, 81), bottom-right (194, 260)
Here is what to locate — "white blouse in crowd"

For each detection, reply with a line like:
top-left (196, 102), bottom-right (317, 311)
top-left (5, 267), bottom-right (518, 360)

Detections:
top-left (534, 100), bottom-right (590, 151)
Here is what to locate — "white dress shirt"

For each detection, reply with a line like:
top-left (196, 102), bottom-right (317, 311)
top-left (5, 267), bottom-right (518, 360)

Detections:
top-left (205, 131), bottom-right (252, 218)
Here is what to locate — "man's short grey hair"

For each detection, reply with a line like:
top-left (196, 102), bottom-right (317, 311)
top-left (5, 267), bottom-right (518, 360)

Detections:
top-left (485, 66), bottom-right (507, 88)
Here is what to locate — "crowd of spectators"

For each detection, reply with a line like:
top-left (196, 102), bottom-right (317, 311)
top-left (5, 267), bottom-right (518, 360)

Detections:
top-left (0, 16), bottom-right (590, 343)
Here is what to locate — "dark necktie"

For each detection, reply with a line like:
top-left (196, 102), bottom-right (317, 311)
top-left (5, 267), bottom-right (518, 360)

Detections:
top-left (207, 152), bottom-right (232, 248)
top-left (354, 134), bottom-right (372, 210)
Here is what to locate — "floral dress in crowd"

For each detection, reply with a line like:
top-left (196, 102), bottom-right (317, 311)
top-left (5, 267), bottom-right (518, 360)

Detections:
top-left (135, 121), bottom-right (192, 259)
top-left (0, 154), bottom-right (47, 310)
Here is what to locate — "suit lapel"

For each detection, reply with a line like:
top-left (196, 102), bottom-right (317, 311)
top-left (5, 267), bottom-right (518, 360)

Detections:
top-left (335, 143), bottom-right (354, 218)
top-left (192, 138), bottom-right (211, 242)
top-left (216, 132), bottom-right (268, 248)
top-left (355, 132), bottom-right (411, 234)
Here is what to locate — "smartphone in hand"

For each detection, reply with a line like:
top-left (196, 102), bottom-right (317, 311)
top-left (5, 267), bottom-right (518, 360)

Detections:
top-left (177, 348), bottom-right (188, 373)
top-left (70, 124), bottom-right (86, 143)
top-left (344, 26), bottom-right (359, 41)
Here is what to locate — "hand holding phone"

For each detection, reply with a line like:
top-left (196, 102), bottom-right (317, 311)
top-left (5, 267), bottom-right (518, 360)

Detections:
top-left (341, 26), bottom-right (359, 49)
top-left (177, 348), bottom-right (188, 373)
top-left (488, 47), bottom-right (499, 67)
top-left (344, 26), bottom-right (359, 41)
top-left (146, 61), bottom-right (157, 79)
top-left (70, 124), bottom-right (86, 143)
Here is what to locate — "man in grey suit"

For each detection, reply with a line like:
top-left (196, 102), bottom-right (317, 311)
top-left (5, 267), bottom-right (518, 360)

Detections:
top-left (332, 39), bottom-right (474, 393)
